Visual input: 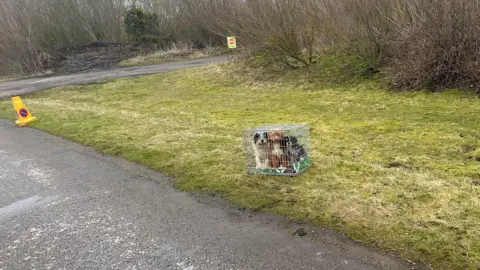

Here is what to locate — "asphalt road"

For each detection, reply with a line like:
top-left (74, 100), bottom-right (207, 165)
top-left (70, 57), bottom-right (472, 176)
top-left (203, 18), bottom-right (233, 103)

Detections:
top-left (0, 120), bottom-right (418, 269)
top-left (0, 56), bottom-right (228, 99)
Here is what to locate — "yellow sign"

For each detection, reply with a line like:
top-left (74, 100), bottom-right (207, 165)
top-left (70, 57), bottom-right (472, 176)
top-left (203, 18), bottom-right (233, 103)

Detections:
top-left (227, 36), bottom-right (237, 49)
top-left (11, 96), bottom-right (37, 127)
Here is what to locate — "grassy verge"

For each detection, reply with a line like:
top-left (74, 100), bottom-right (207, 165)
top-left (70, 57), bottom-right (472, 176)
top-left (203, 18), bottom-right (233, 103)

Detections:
top-left (119, 47), bottom-right (229, 67)
top-left (1, 56), bottom-right (479, 269)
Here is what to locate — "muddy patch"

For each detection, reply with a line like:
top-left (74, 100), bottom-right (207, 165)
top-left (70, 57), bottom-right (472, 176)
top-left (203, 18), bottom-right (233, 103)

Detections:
top-left (42, 42), bottom-right (155, 74)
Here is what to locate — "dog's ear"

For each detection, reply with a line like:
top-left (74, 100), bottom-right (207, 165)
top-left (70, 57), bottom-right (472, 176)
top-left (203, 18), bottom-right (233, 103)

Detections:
top-left (290, 136), bottom-right (298, 144)
top-left (263, 132), bottom-right (268, 138)
top-left (253, 132), bottom-right (260, 143)
top-left (282, 136), bottom-right (293, 145)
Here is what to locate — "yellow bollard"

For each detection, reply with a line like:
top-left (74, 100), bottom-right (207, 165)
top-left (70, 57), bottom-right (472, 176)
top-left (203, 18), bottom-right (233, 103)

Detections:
top-left (11, 96), bottom-right (37, 127)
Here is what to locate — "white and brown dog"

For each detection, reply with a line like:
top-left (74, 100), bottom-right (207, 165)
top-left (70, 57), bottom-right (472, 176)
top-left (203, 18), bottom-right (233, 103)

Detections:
top-left (267, 130), bottom-right (287, 168)
top-left (252, 131), bottom-right (269, 168)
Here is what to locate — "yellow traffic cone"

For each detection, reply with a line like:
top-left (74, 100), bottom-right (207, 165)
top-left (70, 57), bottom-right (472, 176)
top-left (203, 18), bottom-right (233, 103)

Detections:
top-left (11, 96), bottom-right (37, 127)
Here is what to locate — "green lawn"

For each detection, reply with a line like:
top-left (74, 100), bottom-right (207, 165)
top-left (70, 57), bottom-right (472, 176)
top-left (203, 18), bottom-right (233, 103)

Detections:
top-left (1, 59), bottom-right (479, 269)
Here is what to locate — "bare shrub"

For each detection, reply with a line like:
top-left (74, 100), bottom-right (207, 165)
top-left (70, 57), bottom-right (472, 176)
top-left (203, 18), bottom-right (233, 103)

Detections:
top-left (0, 0), bottom-right (128, 76)
top-left (318, 0), bottom-right (480, 90)
top-left (192, 0), bottom-right (323, 68)
top-left (318, 0), bottom-right (397, 71)
top-left (387, 0), bottom-right (480, 90)
top-left (1, 0), bottom-right (480, 92)
top-left (0, 0), bottom-right (224, 76)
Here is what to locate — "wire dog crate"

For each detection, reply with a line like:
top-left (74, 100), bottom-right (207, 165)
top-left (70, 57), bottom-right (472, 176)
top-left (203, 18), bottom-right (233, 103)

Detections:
top-left (243, 124), bottom-right (312, 176)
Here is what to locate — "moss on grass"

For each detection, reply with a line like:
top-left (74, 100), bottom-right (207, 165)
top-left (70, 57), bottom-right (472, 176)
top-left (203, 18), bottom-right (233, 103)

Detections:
top-left (1, 56), bottom-right (479, 269)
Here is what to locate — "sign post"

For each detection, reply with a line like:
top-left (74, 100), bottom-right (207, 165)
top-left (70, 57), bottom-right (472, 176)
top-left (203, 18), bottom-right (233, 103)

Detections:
top-left (226, 36), bottom-right (237, 61)
top-left (227, 36), bottom-right (237, 49)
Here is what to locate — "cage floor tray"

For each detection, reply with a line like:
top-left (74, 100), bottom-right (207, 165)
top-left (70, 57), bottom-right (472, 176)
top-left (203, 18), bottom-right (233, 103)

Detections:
top-left (247, 156), bottom-right (313, 176)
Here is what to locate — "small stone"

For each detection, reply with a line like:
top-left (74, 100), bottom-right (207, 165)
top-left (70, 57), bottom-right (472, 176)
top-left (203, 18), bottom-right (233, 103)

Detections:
top-left (293, 227), bottom-right (307, 237)
top-left (387, 161), bottom-right (407, 168)
top-left (286, 198), bottom-right (297, 204)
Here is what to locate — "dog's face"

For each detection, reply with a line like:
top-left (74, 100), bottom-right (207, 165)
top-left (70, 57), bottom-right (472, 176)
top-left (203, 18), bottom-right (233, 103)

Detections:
top-left (253, 132), bottom-right (268, 145)
top-left (280, 136), bottom-right (298, 148)
top-left (267, 131), bottom-right (285, 142)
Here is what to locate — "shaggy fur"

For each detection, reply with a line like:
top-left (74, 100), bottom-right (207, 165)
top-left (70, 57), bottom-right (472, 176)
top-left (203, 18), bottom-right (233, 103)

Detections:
top-left (252, 132), bottom-right (269, 168)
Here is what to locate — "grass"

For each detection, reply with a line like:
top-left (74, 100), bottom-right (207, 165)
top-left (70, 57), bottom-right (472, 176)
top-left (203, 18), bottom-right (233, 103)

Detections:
top-left (119, 47), bottom-right (229, 67)
top-left (0, 56), bottom-right (479, 269)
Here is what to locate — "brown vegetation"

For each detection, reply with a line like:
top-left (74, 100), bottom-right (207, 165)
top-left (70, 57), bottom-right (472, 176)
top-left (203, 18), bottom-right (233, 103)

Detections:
top-left (1, 0), bottom-right (479, 91)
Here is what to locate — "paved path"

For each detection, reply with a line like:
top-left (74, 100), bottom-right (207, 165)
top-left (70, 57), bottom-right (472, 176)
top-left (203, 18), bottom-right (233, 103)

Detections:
top-left (0, 120), bottom-right (417, 269)
top-left (0, 56), bottom-right (228, 98)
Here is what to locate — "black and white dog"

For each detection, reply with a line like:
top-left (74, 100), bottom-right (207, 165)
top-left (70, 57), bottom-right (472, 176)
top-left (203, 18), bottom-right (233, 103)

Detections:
top-left (281, 136), bottom-right (306, 168)
top-left (252, 132), bottom-right (270, 168)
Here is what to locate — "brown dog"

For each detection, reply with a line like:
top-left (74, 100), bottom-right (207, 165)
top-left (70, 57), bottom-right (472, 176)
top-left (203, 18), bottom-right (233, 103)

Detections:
top-left (267, 131), bottom-right (286, 168)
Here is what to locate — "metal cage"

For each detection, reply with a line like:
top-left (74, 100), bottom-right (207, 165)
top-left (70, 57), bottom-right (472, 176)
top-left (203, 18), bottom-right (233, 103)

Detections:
top-left (243, 124), bottom-right (312, 176)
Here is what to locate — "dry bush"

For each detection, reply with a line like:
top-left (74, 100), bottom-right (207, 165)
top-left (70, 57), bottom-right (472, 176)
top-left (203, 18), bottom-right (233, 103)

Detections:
top-left (0, 0), bottom-right (219, 76)
top-left (387, 0), bottom-right (480, 90)
top-left (318, 0), bottom-right (480, 90)
top-left (318, 0), bottom-right (397, 71)
top-left (139, 0), bottom-right (223, 49)
top-left (1, 0), bottom-right (480, 91)
top-left (0, 1), bottom-right (43, 75)
top-left (0, 0), bottom-right (127, 76)
top-left (36, 0), bottom-right (127, 48)
top-left (192, 0), bottom-right (324, 68)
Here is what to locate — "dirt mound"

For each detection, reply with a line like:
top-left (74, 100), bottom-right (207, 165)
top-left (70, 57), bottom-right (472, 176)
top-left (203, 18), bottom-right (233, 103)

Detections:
top-left (43, 42), bottom-right (155, 74)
